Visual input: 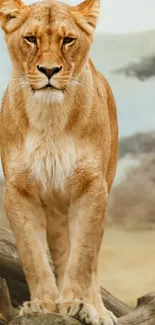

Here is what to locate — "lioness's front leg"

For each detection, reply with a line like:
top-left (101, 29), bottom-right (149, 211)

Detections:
top-left (4, 184), bottom-right (59, 315)
top-left (59, 167), bottom-right (117, 325)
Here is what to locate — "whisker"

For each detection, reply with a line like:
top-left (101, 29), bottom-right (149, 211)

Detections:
top-left (70, 78), bottom-right (90, 91)
top-left (11, 75), bottom-right (30, 92)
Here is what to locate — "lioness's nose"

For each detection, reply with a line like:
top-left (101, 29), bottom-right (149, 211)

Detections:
top-left (37, 65), bottom-right (62, 79)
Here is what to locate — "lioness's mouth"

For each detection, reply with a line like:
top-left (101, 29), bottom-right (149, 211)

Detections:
top-left (31, 84), bottom-right (65, 92)
top-left (31, 84), bottom-right (55, 91)
top-left (42, 84), bottom-right (55, 90)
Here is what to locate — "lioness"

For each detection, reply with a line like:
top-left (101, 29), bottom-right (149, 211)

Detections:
top-left (0, 0), bottom-right (118, 324)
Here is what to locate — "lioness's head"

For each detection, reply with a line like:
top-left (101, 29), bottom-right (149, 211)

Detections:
top-left (0, 0), bottom-right (100, 99)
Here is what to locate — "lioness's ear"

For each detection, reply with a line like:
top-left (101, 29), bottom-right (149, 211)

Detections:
top-left (0, 0), bottom-right (30, 32)
top-left (71, 0), bottom-right (100, 34)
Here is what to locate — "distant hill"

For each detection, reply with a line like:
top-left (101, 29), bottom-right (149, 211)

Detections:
top-left (109, 153), bottom-right (155, 229)
top-left (109, 130), bottom-right (155, 229)
top-left (113, 55), bottom-right (155, 81)
top-left (114, 131), bottom-right (155, 185)
top-left (119, 131), bottom-right (155, 158)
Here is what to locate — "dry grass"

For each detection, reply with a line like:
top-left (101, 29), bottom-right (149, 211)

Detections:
top-left (119, 132), bottom-right (155, 158)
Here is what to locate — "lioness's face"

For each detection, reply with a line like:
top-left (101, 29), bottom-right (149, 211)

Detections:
top-left (0, 0), bottom-right (100, 96)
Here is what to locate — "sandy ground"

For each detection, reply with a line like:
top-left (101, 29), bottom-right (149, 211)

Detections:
top-left (99, 227), bottom-right (155, 307)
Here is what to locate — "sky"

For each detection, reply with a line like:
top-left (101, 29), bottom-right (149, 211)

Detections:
top-left (24, 0), bottom-right (155, 34)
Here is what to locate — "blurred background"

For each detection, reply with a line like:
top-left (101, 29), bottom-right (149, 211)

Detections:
top-left (0, 0), bottom-right (155, 307)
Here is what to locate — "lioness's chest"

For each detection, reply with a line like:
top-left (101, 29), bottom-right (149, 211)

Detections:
top-left (24, 132), bottom-right (77, 191)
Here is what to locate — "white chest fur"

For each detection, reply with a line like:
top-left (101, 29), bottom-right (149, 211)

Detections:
top-left (24, 132), bottom-right (77, 191)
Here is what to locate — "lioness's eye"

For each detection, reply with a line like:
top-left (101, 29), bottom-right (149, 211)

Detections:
top-left (63, 37), bottom-right (75, 45)
top-left (24, 36), bottom-right (36, 44)
top-left (8, 13), bottom-right (16, 20)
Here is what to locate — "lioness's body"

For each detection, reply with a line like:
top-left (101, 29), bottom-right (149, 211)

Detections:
top-left (0, 0), bottom-right (118, 324)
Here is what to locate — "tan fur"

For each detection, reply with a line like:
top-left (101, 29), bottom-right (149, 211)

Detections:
top-left (0, 0), bottom-right (118, 324)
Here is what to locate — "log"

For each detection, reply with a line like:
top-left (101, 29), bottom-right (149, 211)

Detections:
top-left (0, 227), bottom-right (29, 307)
top-left (0, 279), bottom-right (155, 325)
top-left (0, 226), bottom-right (155, 324)
top-left (118, 294), bottom-right (155, 325)
top-left (0, 279), bottom-right (18, 322)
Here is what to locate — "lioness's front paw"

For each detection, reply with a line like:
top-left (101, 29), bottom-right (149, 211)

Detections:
top-left (99, 308), bottom-right (117, 325)
top-left (59, 299), bottom-right (99, 325)
top-left (19, 299), bottom-right (56, 315)
top-left (59, 300), bottom-right (117, 325)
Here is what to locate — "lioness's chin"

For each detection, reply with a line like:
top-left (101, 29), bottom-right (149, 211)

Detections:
top-left (33, 89), bottom-right (64, 104)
